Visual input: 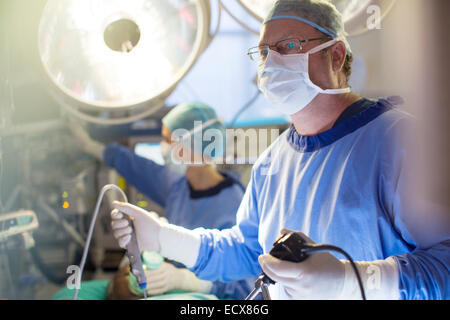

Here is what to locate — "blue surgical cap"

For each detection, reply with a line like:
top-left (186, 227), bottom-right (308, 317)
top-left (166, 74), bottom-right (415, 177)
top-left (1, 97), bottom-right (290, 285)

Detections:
top-left (162, 102), bottom-right (226, 158)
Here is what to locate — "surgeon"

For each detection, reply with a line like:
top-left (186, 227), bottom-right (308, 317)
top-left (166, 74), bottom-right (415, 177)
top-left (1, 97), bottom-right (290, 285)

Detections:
top-left (71, 102), bottom-right (252, 299)
top-left (111, 0), bottom-right (450, 300)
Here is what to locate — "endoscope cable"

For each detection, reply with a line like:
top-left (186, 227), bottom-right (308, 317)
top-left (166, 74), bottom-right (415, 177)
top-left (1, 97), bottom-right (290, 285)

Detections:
top-left (302, 244), bottom-right (367, 300)
top-left (73, 184), bottom-right (148, 301)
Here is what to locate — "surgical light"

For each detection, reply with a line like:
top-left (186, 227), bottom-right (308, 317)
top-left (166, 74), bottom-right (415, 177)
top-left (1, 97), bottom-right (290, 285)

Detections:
top-left (38, 0), bottom-right (213, 124)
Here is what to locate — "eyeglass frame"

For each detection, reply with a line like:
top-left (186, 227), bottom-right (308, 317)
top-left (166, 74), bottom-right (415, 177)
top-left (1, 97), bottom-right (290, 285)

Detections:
top-left (247, 37), bottom-right (332, 62)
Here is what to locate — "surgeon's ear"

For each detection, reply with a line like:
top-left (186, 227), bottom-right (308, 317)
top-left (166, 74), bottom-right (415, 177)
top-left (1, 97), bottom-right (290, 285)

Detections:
top-left (330, 41), bottom-right (347, 73)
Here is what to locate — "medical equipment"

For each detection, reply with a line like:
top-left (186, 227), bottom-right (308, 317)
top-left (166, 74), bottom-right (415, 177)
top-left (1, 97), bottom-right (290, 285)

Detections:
top-left (245, 274), bottom-right (273, 300)
top-left (246, 232), bottom-right (366, 300)
top-left (245, 232), bottom-right (309, 300)
top-left (0, 210), bottom-right (39, 299)
top-left (73, 184), bottom-right (147, 300)
top-left (123, 215), bottom-right (147, 293)
top-left (0, 210), bottom-right (39, 245)
top-left (128, 251), bottom-right (164, 296)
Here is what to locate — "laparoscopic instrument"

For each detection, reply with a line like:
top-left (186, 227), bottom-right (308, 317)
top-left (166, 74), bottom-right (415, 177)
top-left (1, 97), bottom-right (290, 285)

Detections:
top-left (72, 184), bottom-right (147, 300)
top-left (245, 232), bottom-right (367, 300)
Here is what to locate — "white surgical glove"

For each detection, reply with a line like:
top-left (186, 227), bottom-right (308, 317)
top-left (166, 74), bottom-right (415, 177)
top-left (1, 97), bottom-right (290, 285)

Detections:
top-left (68, 121), bottom-right (105, 160)
top-left (111, 202), bottom-right (201, 268)
top-left (258, 230), bottom-right (400, 300)
top-left (141, 262), bottom-right (212, 296)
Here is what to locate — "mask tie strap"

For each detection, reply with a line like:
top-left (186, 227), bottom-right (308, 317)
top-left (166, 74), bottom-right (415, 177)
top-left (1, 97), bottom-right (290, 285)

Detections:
top-left (307, 39), bottom-right (338, 55)
top-left (322, 87), bottom-right (352, 94)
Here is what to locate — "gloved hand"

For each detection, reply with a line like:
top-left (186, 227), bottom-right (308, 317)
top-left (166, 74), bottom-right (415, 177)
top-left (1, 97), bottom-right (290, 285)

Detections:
top-left (111, 203), bottom-right (163, 252)
top-left (111, 202), bottom-right (201, 268)
top-left (259, 230), bottom-right (345, 300)
top-left (136, 262), bottom-right (212, 296)
top-left (258, 229), bottom-right (400, 300)
top-left (68, 121), bottom-right (105, 160)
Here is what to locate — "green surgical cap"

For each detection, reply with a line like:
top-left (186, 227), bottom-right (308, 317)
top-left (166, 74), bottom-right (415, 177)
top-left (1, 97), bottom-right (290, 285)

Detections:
top-left (162, 102), bottom-right (226, 158)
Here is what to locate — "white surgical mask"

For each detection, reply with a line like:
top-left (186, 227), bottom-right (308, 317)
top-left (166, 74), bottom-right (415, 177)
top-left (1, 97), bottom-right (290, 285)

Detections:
top-left (161, 142), bottom-right (188, 176)
top-left (257, 39), bottom-right (351, 116)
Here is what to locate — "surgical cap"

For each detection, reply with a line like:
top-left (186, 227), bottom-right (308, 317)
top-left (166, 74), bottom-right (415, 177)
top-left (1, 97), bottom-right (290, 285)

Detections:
top-left (264, 0), bottom-right (352, 55)
top-left (162, 102), bottom-right (226, 158)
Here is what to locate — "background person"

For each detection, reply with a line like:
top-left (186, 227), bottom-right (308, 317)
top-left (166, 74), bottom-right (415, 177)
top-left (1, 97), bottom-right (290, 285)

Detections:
top-left (72, 102), bottom-right (253, 299)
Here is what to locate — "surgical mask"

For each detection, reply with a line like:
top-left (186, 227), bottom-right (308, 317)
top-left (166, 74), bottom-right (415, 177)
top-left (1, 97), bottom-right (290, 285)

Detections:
top-left (257, 39), bottom-right (351, 116)
top-left (161, 142), bottom-right (188, 176)
top-left (172, 117), bottom-right (223, 162)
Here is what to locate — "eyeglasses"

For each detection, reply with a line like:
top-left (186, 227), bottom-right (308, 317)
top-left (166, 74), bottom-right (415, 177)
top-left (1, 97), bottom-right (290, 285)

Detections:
top-left (247, 37), bottom-right (331, 63)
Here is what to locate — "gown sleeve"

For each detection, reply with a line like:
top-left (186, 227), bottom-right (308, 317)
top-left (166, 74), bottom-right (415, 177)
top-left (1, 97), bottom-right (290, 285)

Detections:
top-left (190, 168), bottom-right (264, 282)
top-left (208, 186), bottom-right (256, 300)
top-left (103, 143), bottom-right (180, 207)
top-left (380, 117), bottom-right (450, 300)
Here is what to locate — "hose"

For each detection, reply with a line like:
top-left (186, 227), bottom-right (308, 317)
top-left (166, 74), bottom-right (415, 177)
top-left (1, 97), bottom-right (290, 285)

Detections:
top-left (73, 184), bottom-right (127, 300)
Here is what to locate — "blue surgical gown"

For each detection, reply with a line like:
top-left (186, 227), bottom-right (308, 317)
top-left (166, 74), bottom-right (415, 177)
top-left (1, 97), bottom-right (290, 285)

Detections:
top-left (103, 143), bottom-right (252, 299)
top-left (190, 97), bottom-right (450, 300)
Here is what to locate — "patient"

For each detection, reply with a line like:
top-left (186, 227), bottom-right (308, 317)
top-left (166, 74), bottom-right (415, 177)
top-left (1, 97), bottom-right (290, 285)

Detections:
top-left (107, 264), bottom-right (136, 300)
top-left (106, 252), bottom-right (218, 300)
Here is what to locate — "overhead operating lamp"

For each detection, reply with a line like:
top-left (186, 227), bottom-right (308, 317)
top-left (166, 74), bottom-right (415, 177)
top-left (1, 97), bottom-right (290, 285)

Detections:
top-left (230, 0), bottom-right (396, 36)
top-left (38, 0), bottom-right (214, 124)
